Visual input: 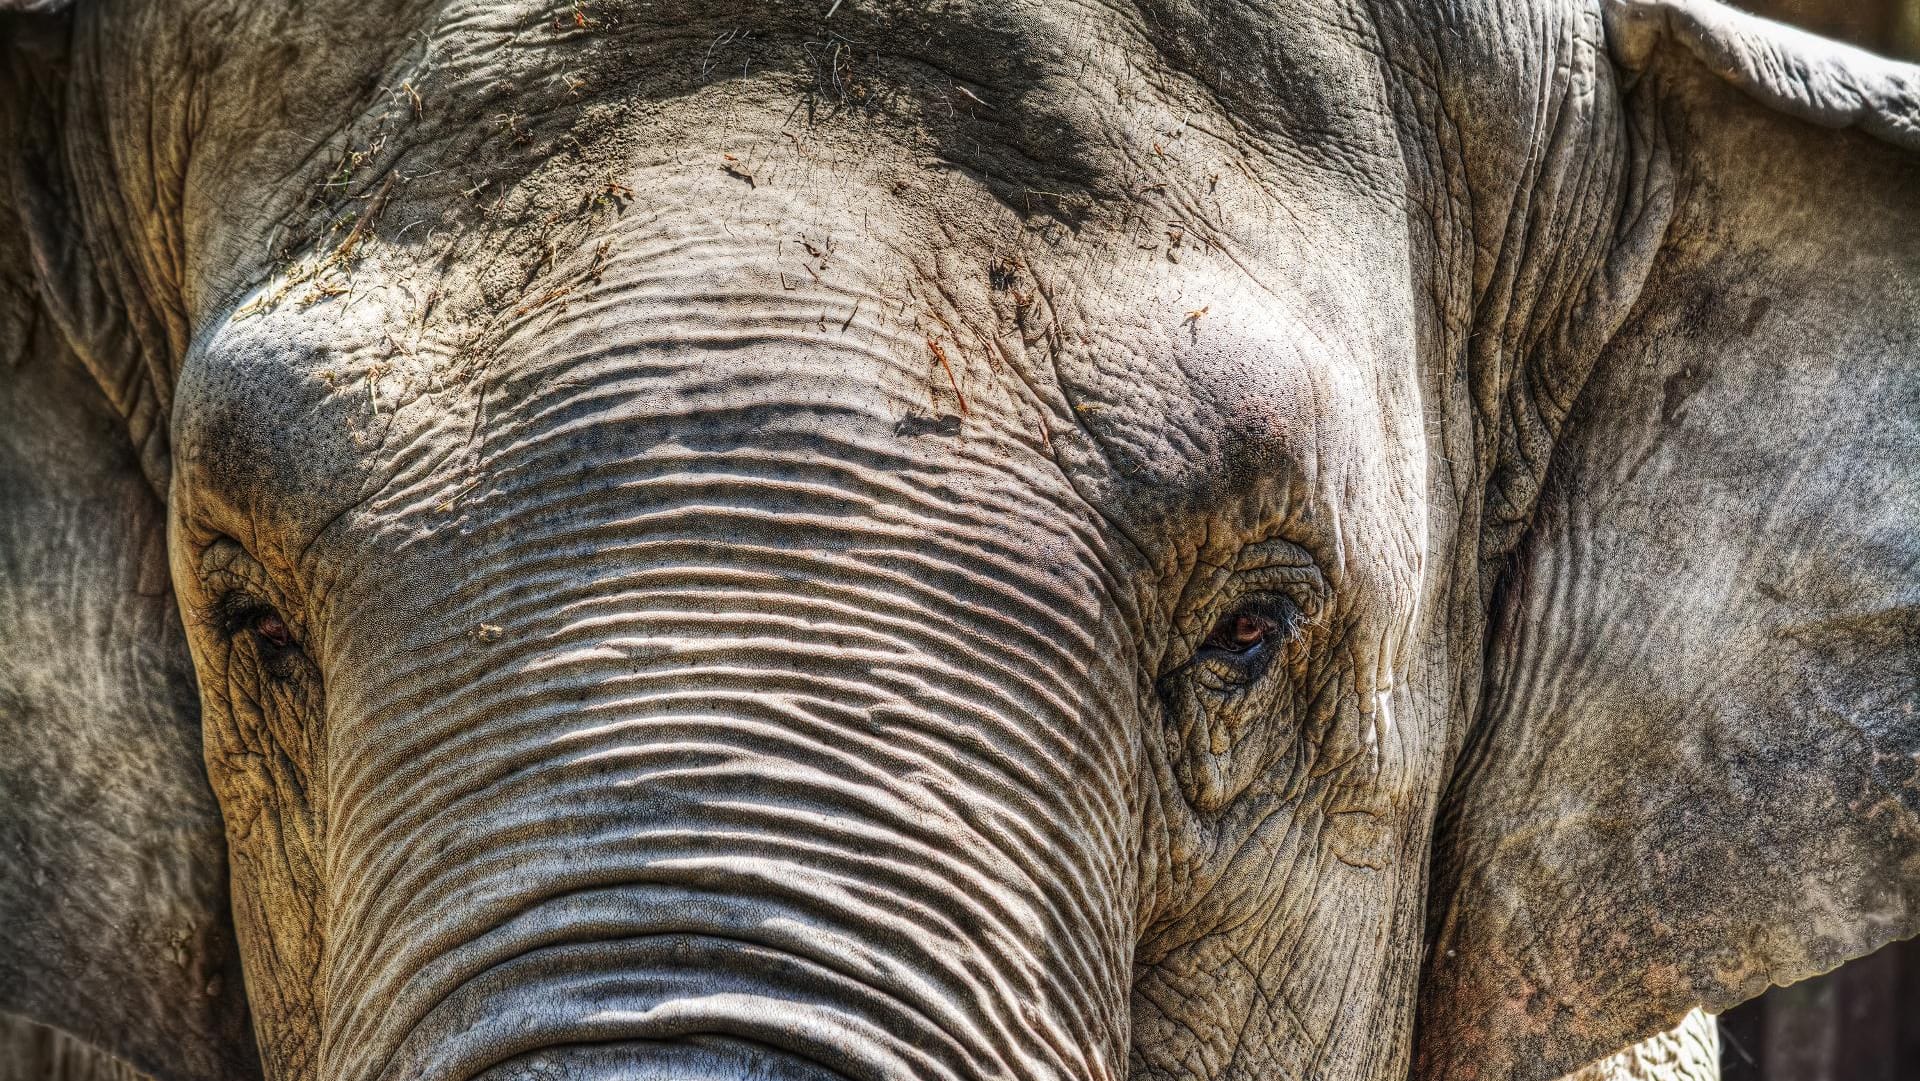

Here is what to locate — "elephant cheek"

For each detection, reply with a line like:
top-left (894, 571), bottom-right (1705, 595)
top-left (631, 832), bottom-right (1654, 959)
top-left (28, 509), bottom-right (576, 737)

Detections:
top-left (1164, 677), bottom-right (1299, 814)
top-left (196, 681), bottom-right (328, 1080)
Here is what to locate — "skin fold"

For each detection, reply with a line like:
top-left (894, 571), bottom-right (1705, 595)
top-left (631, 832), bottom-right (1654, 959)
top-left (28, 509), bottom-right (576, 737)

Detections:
top-left (0, 1), bottom-right (1913, 1080)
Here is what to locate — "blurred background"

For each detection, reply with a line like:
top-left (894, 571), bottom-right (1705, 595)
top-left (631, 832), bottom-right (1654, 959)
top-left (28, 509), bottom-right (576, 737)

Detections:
top-left (1736, 0), bottom-right (1920, 55)
top-left (1714, 4), bottom-right (1919, 1078)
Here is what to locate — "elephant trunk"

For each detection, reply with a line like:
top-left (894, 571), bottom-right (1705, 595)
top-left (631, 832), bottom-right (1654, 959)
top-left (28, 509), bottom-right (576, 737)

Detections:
top-left (300, 352), bottom-right (1140, 1081)
top-left (469, 1040), bottom-right (861, 1079)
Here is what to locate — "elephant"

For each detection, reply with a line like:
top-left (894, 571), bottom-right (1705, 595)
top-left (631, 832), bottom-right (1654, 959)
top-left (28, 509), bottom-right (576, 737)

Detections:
top-left (0, 1009), bottom-right (1723, 1081)
top-left (0, 1011), bottom-right (1723, 1081)
top-left (1, 0), bottom-right (1915, 1078)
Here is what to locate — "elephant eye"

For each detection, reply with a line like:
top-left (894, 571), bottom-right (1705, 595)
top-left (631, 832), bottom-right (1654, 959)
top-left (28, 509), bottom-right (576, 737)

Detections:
top-left (1180, 595), bottom-right (1309, 691)
top-left (253, 611), bottom-right (295, 649)
top-left (213, 592), bottom-right (297, 651)
top-left (1199, 597), bottom-right (1301, 660)
top-left (1203, 611), bottom-right (1277, 654)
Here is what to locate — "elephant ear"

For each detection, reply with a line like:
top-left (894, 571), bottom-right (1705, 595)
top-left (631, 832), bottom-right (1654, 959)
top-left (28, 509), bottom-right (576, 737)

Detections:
top-left (1417, 4), bottom-right (1920, 1080)
top-left (1, 21), bottom-right (256, 1081)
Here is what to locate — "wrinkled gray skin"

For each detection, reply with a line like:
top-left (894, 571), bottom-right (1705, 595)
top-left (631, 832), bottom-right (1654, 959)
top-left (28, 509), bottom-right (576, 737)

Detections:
top-left (0, 1010), bottom-right (1723, 1081)
top-left (1, 1), bottom-right (1915, 1080)
top-left (0, 1006), bottom-right (1726, 1081)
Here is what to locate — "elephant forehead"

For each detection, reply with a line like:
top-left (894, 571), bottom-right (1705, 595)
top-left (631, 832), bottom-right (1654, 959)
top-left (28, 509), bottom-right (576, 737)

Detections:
top-left (176, 164), bottom-right (1418, 605)
top-left (166, 0), bottom-right (1427, 605)
top-left (372, 0), bottom-right (1402, 160)
top-left (172, 0), bottom-right (1410, 323)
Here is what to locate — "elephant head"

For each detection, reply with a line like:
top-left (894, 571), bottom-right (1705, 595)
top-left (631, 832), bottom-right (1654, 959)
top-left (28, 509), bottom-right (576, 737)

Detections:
top-left (0, 0), bottom-right (1913, 1079)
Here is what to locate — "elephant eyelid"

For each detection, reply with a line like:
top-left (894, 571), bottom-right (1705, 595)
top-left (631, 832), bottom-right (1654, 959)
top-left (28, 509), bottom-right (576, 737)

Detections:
top-left (207, 591), bottom-right (295, 648)
top-left (252, 611), bottom-right (295, 649)
top-left (194, 539), bottom-right (302, 648)
top-left (1191, 596), bottom-right (1303, 672)
top-left (198, 591), bottom-right (252, 637)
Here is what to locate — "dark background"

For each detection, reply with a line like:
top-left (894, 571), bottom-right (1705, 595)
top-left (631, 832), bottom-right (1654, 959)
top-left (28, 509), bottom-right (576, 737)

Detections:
top-left (1717, 934), bottom-right (1920, 1081)
top-left (1735, 0), bottom-right (1920, 55)
top-left (1712, 5), bottom-right (1918, 1079)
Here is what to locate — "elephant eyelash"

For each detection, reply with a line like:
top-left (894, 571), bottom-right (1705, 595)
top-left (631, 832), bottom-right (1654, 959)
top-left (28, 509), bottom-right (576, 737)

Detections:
top-left (204, 591), bottom-right (256, 637)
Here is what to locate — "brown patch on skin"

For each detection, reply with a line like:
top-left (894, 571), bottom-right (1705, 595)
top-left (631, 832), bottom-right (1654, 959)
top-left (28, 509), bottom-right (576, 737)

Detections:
top-left (720, 153), bottom-right (756, 187)
top-left (926, 337), bottom-right (969, 415)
